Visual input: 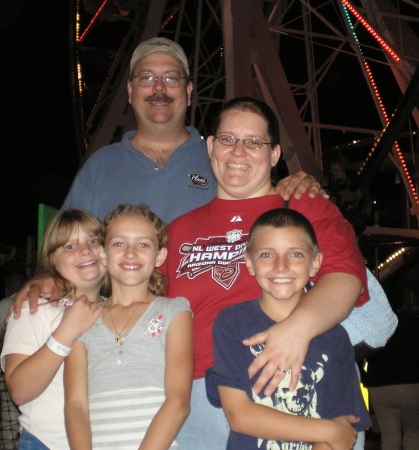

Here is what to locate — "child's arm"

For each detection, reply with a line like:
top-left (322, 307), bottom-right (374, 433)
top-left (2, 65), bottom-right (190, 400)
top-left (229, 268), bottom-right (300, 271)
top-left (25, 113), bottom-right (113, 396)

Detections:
top-left (4, 297), bottom-right (102, 405)
top-left (219, 386), bottom-right (358, 450)
top-left (64, 340), bottom-right (92, 450)
top-left (138, 311), bottom-right (193, 450)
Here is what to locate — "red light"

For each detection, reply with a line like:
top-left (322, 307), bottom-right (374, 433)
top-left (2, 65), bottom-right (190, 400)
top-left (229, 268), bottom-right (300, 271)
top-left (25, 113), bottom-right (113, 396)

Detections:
top-left (340, 0), bottom-right (401, 61)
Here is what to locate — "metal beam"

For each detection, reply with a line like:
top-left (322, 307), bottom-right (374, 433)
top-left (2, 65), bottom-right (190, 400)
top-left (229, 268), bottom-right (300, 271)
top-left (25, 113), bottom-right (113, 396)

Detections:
top-left (354, 62), bottom-right (419, 195)
top-left (82, 0), bottom-right (168, 163)
top-left (222, 0), bottom-right (322, 179)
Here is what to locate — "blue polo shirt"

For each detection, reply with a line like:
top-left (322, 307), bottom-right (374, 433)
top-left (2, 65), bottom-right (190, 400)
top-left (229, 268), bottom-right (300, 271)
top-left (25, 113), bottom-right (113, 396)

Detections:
top-left (62, 127), bottom-right (216, 224)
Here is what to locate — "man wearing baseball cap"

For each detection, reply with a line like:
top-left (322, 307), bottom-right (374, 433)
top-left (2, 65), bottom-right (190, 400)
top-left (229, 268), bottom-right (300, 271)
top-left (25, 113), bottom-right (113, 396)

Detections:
top-left (62, 37), bottom-right (216, 224)
top-left (62, 36), bottom-right (319, 223)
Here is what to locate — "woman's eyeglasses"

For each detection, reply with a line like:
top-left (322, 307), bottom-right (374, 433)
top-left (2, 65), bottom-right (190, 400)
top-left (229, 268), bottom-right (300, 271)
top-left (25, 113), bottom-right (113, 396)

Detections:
top-left (214, 135), bottom-right (272, 150)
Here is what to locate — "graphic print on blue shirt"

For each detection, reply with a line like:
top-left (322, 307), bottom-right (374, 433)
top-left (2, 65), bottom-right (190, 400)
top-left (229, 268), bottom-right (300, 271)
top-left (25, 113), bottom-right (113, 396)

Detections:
top-left (205, 299), bottom-right (371, 450)
top-left (251, 343), bottom-right (327, 449)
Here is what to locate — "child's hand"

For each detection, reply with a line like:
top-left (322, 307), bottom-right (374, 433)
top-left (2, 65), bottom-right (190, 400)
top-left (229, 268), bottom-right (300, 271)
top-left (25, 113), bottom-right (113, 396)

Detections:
top-left (326, 415), bottom-right (359, 450)
top-left (53, 296), bottom-right (103, 348)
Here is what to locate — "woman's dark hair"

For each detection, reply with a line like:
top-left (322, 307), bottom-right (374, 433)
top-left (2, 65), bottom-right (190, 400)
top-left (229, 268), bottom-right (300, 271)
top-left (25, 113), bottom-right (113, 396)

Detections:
top-left (246, 208), bottom-right (319, 254)
top-left (212, 97), bottom-right (280, 147)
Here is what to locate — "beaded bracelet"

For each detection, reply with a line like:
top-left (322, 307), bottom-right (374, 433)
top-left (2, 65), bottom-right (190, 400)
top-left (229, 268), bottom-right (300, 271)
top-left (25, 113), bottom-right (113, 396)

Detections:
top-left (46, 335), bottom-right (72, 357)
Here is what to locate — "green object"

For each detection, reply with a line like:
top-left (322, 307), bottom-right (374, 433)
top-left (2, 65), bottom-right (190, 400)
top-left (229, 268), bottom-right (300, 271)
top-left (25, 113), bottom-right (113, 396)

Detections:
top-left (37, 204), bottom-right (59, 257)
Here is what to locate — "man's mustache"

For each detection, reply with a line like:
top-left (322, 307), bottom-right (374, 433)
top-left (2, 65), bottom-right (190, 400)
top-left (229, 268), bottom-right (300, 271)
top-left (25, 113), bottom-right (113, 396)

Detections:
top-left (145, 93), bottom-right (174, 103)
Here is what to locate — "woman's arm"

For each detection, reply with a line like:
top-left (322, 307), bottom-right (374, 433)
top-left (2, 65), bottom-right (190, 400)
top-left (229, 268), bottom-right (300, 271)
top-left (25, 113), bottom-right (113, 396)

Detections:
top-left (219, 386), bottom-right (358, 450)
top-left (64, 341), bottom-right (92, 450)
top-left (246, 272), bottom-right (362, 395)
top-left (5, 297), bottom-right (102, 405)
top-left (245, 194), bottom-right (367, 394)
top-left (139, 311), bottom-right (194, 450)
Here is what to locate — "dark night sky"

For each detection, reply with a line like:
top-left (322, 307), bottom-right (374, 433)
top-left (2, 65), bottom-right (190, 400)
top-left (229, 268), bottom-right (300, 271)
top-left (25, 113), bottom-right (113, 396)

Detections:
top-left (0, 1), bottom-right (80, 249)
top-left (0, 0), bottom-right (417, 261)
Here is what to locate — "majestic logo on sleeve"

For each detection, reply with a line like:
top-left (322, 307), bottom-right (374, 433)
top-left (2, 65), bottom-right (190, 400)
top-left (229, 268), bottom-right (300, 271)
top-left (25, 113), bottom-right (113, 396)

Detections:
top-left (176, 229), bottom-right (248, 289)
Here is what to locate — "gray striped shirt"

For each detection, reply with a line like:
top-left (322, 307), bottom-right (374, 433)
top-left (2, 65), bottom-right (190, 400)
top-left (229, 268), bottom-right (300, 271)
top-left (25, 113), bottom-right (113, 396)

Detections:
top-left (79, 296), bottom-right (191, 449)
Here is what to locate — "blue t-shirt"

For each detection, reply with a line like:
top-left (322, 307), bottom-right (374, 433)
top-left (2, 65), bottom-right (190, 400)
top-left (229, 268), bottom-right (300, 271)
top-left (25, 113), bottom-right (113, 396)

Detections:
top-left (206, 299), bottom-right (371, 450)
top-left (62, 127), bottom-right (216, 224)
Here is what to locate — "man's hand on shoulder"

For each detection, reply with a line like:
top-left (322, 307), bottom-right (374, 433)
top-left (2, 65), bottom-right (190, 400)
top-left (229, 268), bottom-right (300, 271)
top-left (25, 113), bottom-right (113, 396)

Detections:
top-left (276, 171), bottom-right (329, 201)
top-left (12, 274), bottom-right (60, 318)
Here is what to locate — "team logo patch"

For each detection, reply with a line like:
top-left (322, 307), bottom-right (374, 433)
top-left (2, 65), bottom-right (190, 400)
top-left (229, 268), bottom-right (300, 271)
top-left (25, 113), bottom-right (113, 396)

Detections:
top-left (188, 173), bottom-right (209, 186)
top-left (226, 229), bottom-right (242, 243)
top-left (176, 231), bottom-right (248, 289)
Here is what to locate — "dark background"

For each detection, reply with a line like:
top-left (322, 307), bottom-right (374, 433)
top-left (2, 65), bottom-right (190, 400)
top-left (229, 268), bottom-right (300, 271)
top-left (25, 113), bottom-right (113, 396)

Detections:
top-left (0, 1), bottom-right (79, 250)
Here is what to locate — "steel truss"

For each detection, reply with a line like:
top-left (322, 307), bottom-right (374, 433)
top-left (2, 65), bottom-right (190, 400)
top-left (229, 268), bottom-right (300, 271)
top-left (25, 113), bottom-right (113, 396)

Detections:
top-left (71, 0), bottom-right (419, 273)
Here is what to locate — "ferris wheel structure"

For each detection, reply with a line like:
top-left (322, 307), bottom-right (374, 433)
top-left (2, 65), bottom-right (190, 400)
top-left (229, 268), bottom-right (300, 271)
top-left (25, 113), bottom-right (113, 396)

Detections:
top-left (70, 0), bottom-right (419, 276)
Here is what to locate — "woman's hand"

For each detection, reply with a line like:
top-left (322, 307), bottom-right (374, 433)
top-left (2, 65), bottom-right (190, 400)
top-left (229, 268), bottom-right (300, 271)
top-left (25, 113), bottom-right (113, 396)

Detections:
top-left (243, 318), bottom-right (310, 395)
top-left (276, 171), bottom-right (329, 201)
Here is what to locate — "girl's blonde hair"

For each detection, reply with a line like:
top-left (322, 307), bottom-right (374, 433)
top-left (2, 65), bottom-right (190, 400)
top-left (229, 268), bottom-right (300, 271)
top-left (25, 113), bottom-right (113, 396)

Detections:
top-left (41, 209), bottom-right (101, 298)
top-left (100, 205), bottom-right (167, 296)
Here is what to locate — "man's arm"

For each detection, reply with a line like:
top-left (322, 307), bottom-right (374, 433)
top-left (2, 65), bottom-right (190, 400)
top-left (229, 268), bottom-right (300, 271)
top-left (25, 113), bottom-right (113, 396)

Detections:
top-left (219, 386), bottom-right (358, 449)
top-left (341, 268), bottom-right (398, 361)
top-left (275, 171), bottom-right (329, 200)
top-left (12, 274), bottom-right (61, 318)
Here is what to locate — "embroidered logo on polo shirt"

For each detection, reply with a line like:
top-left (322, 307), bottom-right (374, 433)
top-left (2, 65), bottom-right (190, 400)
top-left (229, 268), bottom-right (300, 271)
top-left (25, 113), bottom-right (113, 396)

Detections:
top-left (188, 173), bottom-right (209, 186)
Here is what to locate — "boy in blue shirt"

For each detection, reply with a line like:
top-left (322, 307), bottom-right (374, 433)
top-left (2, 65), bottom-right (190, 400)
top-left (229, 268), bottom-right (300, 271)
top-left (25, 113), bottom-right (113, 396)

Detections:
top-left (206, 208), bottom-right (371, 449)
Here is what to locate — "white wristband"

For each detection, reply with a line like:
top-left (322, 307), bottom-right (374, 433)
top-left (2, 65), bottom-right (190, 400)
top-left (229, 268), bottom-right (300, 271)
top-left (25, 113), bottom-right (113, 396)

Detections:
top-left (46, 335), bottom-right (72, 357)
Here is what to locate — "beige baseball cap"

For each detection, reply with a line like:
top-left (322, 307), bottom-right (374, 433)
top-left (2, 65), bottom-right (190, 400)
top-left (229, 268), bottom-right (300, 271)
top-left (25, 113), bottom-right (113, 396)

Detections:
top-left (130, 37), bottom-right (190, 76)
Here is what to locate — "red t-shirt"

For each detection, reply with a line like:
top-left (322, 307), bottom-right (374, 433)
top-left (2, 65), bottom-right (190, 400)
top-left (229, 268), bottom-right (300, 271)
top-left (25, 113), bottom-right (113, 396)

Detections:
top-left (164, 194), bottom-right (368, 378)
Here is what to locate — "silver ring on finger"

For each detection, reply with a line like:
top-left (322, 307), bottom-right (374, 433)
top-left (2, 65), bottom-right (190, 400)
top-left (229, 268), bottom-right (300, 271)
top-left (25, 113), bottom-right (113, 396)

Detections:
top-left (277, 368), bottom-right (287, 373)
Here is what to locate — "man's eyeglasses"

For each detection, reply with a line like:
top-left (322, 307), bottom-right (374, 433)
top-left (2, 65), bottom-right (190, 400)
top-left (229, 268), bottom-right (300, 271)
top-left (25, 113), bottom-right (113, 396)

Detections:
top-left (131, 72), bottom-right (187, 88)
top-left (215, 135), bottom-right (272, 150)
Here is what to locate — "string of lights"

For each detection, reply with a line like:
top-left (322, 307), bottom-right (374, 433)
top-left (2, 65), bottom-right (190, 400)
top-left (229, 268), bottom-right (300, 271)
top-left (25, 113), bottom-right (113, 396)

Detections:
top-left (342, 4), bottom-right (418, 204)
top-left (78, 0), bottom-right (110, 43)
top-left (85, 38), bottom-right (126, 127)
top-left (339, 0), bottom-right (401, 62)
top-left (75, 2), bottom-right (83, 97)
top-left (376, 247), bottom-right (407, 271)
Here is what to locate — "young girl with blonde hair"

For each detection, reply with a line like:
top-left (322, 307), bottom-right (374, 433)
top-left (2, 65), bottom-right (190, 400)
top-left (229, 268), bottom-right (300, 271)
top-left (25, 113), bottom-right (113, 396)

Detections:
top-left (65, 204), bottom-right (193, 450)
top-left (1, 209), bottom-right (106, 449)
